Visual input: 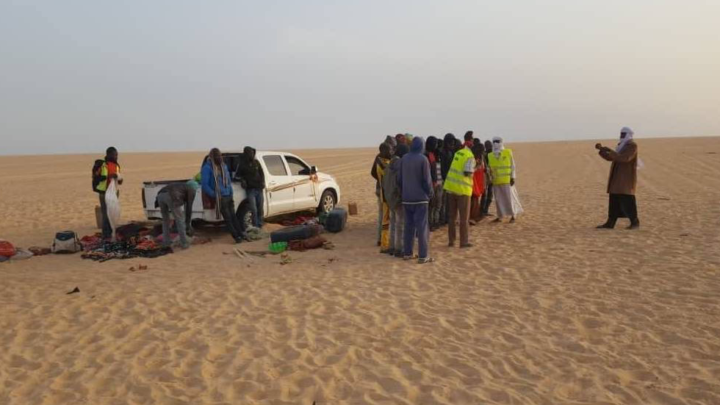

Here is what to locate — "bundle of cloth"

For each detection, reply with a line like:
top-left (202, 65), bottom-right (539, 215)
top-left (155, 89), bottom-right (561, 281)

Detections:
top-left (81, 238), bottom-right (173, 262)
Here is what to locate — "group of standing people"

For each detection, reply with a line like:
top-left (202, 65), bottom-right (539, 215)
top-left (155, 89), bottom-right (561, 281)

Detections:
top-left (371, 132), bottom-right (524, 263)
top-left (93, 146), bottom-right (267, 250)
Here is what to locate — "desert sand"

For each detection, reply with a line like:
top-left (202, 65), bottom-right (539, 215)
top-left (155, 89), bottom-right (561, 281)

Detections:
top-left (1, 138), bottom-right (719, 405)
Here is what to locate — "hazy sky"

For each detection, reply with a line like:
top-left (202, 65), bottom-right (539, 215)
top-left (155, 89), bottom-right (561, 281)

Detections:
top-left (1, 0), bottom-right (719, 155)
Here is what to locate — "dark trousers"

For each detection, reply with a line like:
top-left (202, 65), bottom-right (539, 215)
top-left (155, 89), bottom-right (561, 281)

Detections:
top-left (481, 184), bottom-right (493, 215)
top-left (98, 193), bottom-right (113, 239)
top-left (220, 196), bottom-right (245, 240)
top-left (246, 188), bottom-right (265, 227)
top-left (470, 195), bottom-right (482, 221)
top-left (608, 194), bottom-right (638, 221)
top-left (441, 192), bottom-right (450, 225)
top-left (447, 193), bottom-right (471, 246)
top-left (158, 193), bottom-right (189, 247)
top-left (403, 203), bottom-right (429, 259)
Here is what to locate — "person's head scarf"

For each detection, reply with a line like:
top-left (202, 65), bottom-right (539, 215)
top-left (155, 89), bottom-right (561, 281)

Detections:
top-left (484, 140), bottom-right (492, 154)
top-left (395, 134), bottom-right (406, 146)
top-left (379, 142), bottom-right (393, 160)
top-left (443, 133), bottom-right (456, 150)
top-left (454, 139), bottom-right (463, 152)
top-left (472, 144), bottom-right (485, 159)
top-left (395, 144), bottom-right (409, 158)
top-left (410, 136), bottom-right (425, 154)
top-left (616, 127), bottom-right (634, 152)
top-left (425, 136), bottom-right (438, 153)
top-left (492, 137), bottom-right (505, 157)
top-left (243, 146), bottom-right (257, 160)
top-left (385, 135), bottom-right (397, 148)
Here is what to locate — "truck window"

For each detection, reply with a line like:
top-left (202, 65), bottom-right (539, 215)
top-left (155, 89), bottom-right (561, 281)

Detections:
top-left (285, 156), bottom-right (309, 176)
top-left (263, 155), bottom-right (288, 176)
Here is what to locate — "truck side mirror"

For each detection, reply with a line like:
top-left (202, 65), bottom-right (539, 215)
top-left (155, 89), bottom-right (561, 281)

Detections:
top-left (311, 166), bottom-right (318, 174)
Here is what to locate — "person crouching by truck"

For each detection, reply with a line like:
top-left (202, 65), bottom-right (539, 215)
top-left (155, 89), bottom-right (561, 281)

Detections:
top-left (156, 180), bottom-right (198, 249)
top-left (201, 148), bottom-right (248, 244)
top-left (93, 147), bottom-right (123, 240)
top-left (237, 146), bottom-right (266, 229)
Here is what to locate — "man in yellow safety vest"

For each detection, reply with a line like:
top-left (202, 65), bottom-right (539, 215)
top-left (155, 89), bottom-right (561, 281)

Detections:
top-left (443, 132), bottom-right (476, 248)
top-left (93, 147), bottom-right (123, 239)
top-left (488, 137), bottom-right (523, 223)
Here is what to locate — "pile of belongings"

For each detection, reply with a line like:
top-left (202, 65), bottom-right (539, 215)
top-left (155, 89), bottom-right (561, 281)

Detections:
top-left (288, 235), bottom-right (328, 252)
top-left (270, 224), bottom-right (332, 252)
top-left (246, 227), bottom-right (269, 242)
top-left (0, 239), bottom-right (34, 262)
top-left (80, 224), bottom-right (173, 262)
top-left (81, 238), bottom-right (173, 262)
top-left (280, 215), bottom-right (320, 227)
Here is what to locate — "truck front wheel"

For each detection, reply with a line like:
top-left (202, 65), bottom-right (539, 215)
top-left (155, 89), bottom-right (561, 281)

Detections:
top-left (317, 190), bottom-right (337, 215)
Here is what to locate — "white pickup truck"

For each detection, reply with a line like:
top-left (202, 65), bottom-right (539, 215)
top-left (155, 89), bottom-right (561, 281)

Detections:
top-left (142, 151), bottom-right (341, 225)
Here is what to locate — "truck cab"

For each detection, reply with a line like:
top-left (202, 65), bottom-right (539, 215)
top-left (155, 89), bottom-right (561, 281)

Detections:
top-left (142, 151), bottom-right (340, 225)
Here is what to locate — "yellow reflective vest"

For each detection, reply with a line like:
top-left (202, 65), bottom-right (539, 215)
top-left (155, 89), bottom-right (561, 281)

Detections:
top-left (488, 149), bottom-right (513, 186)
top-left (96, 162), bottom-right (121, 192)
top-left (443, 148), bottom-right (474, 196)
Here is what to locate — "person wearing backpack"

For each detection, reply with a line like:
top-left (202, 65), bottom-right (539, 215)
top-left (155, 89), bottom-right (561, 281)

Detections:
top-left (93, 147), bottom-right (122, 240)
top-left (383, 144), bottom-right (408, 258)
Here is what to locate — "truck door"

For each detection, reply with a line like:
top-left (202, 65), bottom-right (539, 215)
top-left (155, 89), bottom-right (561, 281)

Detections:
top-left (284, 155), bottom-right (317, 211)
top-left (261, 155), bottom-right (294, 215)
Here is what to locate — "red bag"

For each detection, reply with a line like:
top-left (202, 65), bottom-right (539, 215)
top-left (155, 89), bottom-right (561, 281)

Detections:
top-left (0, 240), bottom-right (17, 258)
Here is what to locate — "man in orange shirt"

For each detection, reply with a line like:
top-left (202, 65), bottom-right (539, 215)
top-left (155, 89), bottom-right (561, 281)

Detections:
top-left (470, 144), bottom-right (486, 223)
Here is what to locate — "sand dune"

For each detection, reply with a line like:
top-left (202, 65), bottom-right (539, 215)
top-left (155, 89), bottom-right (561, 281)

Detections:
top-left (1, 138), bottom-right (719, 404)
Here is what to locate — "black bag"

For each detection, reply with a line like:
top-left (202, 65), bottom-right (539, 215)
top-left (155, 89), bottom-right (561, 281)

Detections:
top-left (52, 231), bottom-right (82, 254)
top-left (92, 159), bottom-right (105, 193)
top-left (325, 208), bottom-right (348, 233)
top-left (270, 225), bottom-right (320, 244)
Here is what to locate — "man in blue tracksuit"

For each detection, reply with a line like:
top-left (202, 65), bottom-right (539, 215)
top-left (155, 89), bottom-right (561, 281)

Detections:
top-left (201, 148), bottom-right (247, 243)
top-left (397, 137), bottom-right (435, 264)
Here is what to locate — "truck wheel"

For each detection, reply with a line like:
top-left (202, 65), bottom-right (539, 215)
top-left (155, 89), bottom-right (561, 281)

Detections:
top-left (236, 203), bottom-right (254, 229)
top-left (317, 190), bottom-right (337, 214)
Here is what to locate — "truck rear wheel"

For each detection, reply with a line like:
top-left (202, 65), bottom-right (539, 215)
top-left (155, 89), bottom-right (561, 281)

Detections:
top-left (236, 202), bottom-right (254, 229)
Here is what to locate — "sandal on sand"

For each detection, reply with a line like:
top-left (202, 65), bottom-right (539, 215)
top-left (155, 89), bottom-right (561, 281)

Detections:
top-left (418, 257), bottom-right (435, 264)
top-left (403, 255), bottom-right (418, 261)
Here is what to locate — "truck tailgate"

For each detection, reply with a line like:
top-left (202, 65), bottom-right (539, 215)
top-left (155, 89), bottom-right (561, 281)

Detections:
top-left (143, 180), bottom-right (205, 220)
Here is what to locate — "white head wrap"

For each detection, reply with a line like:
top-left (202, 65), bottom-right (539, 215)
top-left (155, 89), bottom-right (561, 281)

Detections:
top-left (616, 127), bottom-right (634, 152)
top-left (492, 136), bottom-right (504, 157)
top-left (616, 126), bottom-right (644, 169)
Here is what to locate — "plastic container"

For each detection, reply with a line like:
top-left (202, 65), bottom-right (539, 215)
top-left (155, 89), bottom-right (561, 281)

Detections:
top-left (269, 242), bottom-right (288, 254)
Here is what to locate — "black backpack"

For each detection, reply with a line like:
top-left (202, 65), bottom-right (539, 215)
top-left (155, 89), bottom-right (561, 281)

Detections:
top-left (92, 159), bottom-right (105, 193)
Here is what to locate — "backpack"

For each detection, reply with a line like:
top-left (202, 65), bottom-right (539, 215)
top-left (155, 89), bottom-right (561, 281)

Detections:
top-left (92, 159), bottom-right (105, 193)
top-left (52, 231), bottom-right (82, 254)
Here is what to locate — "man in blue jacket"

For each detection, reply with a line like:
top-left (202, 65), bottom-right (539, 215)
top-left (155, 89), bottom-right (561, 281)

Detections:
top-left (397, 137), bottom-right (434, 264)
top-left (201, 148), bottom-right (247, 243)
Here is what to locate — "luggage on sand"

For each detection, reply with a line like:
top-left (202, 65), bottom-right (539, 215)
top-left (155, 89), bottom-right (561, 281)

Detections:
top-left (270, 225), bottom-right (320, 244)
top-left (0, 240), bottom-right (16, 258)
top-left (52, 231), bottom-right (82, 254)
top-left (325, 208), bottom-right (348, 233)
